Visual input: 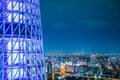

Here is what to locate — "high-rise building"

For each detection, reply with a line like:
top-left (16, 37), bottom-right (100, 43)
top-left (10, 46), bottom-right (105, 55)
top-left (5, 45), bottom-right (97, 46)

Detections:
top-left (90, 55), bottom-right (97, 64)
top-left (46, 60), bottom-right (52, 80)
top-left (0, 0), bottom-right (46, 80)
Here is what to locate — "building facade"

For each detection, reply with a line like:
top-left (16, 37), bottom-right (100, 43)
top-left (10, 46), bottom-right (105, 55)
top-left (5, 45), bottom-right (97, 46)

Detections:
top-left (46, 60), bottom-right (52, 80)
top-left (0, 0), bottom-right (46, 80)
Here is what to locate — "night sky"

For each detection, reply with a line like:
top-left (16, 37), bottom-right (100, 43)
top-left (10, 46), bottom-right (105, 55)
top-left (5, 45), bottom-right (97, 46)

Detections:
top-left (40, 0), bottom-right (120, 54)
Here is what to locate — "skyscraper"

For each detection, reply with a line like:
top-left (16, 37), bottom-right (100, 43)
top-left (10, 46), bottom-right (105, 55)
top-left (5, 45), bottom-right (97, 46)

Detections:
top-left (90, 55), bottom-right (97, 64)
top-left (0, 0), bottom-right (46, 80)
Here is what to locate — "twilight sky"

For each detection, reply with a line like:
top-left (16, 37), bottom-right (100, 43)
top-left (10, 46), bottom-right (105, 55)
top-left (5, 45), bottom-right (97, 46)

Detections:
top-left (40, 0), bottom-right (120, 54)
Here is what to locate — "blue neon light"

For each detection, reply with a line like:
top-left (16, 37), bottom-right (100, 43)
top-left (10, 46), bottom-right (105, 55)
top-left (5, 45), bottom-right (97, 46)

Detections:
top-left (0, 0), bottom-right (46, 80)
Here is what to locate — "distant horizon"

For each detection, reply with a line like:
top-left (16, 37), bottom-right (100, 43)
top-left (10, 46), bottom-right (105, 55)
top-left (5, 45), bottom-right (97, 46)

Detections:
top-left (44, 51), bottom-right (120, 55)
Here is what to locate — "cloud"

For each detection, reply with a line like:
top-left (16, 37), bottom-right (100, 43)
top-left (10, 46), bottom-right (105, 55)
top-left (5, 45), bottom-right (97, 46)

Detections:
top-left (76, 19), bottom-right (120, 27)
top-left (49, 19), bottom-right (120, 30)
top-left (51, 22), bottom-right (70, 29)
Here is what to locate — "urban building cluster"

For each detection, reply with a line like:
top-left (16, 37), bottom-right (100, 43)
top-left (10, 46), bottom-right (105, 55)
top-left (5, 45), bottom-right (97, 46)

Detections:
top-left (45, 53), bottom-right (120, 80)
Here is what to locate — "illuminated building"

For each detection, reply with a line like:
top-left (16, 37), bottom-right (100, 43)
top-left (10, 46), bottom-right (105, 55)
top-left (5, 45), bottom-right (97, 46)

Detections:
top-left (46, 61), bottom-right (52, 80)
top-left (0, 0), bottom-right (46, 80)
top-left (90, 55), bottom-right (97, 64)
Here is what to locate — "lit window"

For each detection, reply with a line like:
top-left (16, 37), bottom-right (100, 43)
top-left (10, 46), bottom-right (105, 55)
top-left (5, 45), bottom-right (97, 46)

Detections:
top-left (8, 13), bottom-right (12, 22)
top-left (20, 3), bottom-right (25, 12)
top-left (13, 2), bottom-right (19, 10)
top-left (7, 1), bottom-right (25, 23)
top-left (7, 1), bottom-right (12, 10)
top-left (7, 1), bottom-right (19, 11)
top-left (7, 38), bottom-right (26, 51)
top-left (13, 13), bottom-right (19, 22)
top-left (7, 53), bottom-right (25, 65)
top-left (7, 68), bottom-right (25, 79)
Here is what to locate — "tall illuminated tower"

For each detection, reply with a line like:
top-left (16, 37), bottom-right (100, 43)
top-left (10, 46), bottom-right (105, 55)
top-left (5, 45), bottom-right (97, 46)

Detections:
top-left (0, 0), bottom-right (46, 80)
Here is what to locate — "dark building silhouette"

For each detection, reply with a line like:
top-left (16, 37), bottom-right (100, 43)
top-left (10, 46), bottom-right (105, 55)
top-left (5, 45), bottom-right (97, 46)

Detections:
top-left (46, 60), bottom-right (52, 80)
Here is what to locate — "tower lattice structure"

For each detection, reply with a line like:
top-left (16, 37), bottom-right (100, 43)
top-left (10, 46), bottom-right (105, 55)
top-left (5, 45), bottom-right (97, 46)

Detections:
top-left (0, 0), bottom-right (46, 80)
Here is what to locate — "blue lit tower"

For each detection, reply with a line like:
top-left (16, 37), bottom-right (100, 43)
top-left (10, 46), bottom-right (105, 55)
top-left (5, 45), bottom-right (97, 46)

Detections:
top-left (0, 0), bottom-right (46, 80)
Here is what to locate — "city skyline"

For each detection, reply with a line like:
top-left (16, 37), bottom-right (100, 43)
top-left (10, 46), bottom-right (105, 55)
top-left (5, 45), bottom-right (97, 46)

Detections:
top-left (40, 0), bottom-right (120, 54)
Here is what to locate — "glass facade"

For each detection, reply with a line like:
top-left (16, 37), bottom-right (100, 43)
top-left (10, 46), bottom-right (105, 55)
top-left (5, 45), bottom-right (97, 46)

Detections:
top-left (0, 0), bottom-right (46, 80)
